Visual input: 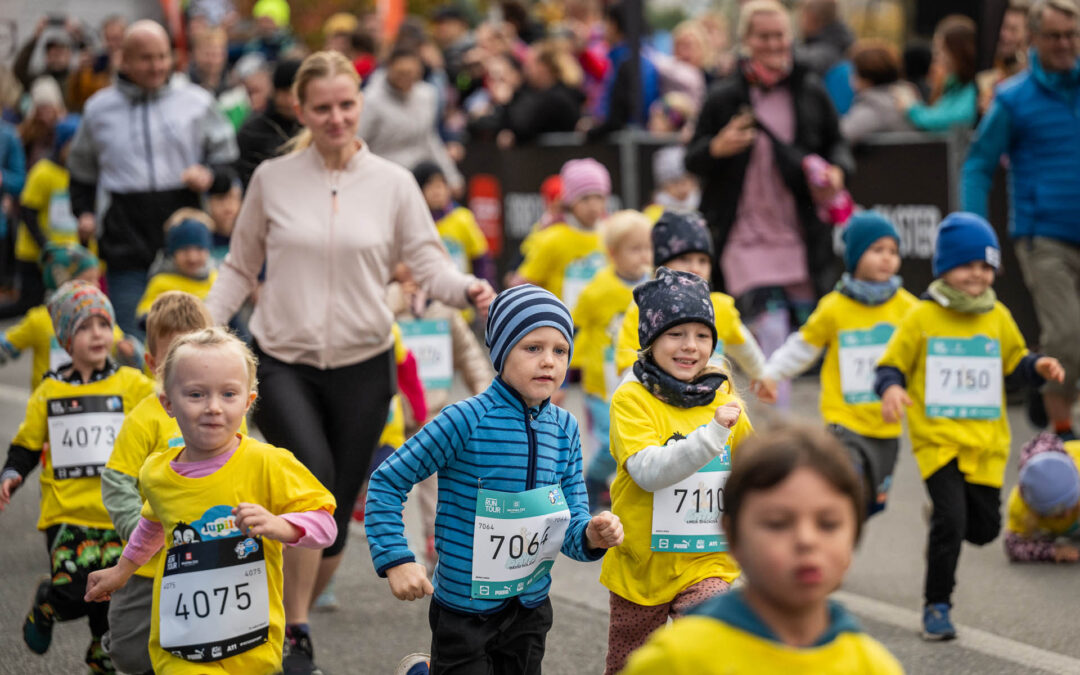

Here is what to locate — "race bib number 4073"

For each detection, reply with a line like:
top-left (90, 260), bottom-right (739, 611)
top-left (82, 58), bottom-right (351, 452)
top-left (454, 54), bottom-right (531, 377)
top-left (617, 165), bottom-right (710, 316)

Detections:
top-left (46, 395), bottom-right (124, 479)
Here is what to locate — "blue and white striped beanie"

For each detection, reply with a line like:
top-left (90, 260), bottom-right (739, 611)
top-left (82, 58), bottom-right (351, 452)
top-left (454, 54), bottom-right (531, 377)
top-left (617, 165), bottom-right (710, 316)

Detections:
top-left (485, 285), bottom-right (574, 372)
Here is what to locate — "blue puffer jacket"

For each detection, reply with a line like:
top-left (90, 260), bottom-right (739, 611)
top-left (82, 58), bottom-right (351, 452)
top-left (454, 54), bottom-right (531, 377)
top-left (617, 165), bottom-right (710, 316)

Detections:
top-left (962, 51), bottom-right (1080, 244)
top-left (366, 376), bottom-right (603, 615)
top-left (0, 121), bottom-right (26, 238)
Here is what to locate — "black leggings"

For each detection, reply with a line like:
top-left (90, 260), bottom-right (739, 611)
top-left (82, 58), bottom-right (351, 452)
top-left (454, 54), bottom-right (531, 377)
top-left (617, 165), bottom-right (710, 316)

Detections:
top-left (252, 343), bottom-right (394, 557)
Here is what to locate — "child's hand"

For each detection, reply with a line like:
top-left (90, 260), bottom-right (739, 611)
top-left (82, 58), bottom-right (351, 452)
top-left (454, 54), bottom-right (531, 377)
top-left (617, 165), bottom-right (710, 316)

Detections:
top-left (750, 378), bottom-right (778, 404)
top-left (386, 562), bottom-right (434, 601)
top-left (1036, 357), bottom-right (1066, 384)
top-left (232, 503), bottom-right (300, 543)
top-left (0, 475), bottom-right (22, 511)
top-left (713, 402), bottom-right (742, 429)
top-left (586, 510), bottom-right (624, 549)
top-left (880, 385), bottom-right (912, 423)
top-left (85, 566), bottom-right (128, 602)
top-left (1053, 543), bottom-right (1080, 563)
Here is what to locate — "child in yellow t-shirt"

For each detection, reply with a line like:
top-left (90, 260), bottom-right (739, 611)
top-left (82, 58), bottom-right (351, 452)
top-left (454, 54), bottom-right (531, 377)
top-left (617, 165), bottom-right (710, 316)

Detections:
top-left (615, 211), bottom-right (773, 397)
top-left (135, 208), bottom-right (218, 323)
top-left (514, 158), bottom-right (611, 312)
top-left (760, 212), bottom-right (918, 517)
top-left (0, 280), bottom-right (155, 673)
top-left (571, 210), bottom-right (652, 511)
top-left (621, 426), bottom-right (904, 675)
top-left (0, 242), bottom-right (138, 389)
top-left (643, 145), bottom-right (700, 222)
top-left (602, 268), bottom-right (753, 674)
top-left (1004, 434), bottom-right (1080, 563)
top-left (86, 327), bottom-right (336, 675)
top-left (874, 212), bottom-right (1064, 641)
top-left (412, 161), bottom-right (494, 285)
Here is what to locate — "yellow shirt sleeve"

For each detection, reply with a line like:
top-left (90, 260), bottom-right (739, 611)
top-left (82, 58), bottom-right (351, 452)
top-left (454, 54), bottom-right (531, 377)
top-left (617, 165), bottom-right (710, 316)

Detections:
top-left (797, 294), bottom-right (835, 349)
top-left (107, 399), bottom-right (159, 478)
top-left (19, 161), bottom-right (52, 210)
top-left (11, 385), bottom-right (48, 451)
top-left (4, 310), bottom-right (40, 352)
top-left (609, 384), bottom-right (666, 467)
top-left (997, 304), bottom-right (1029, 375)
top-left (516, 229), bottom-right (553, 290)
top-left (877, 306), bottom-right (923, 378)
top-left (267, 446), bottom-right (337, 517)
top-left (616, 302), bottom-right (641, 374)
top-left (712, 294), bottom-right (746, 347)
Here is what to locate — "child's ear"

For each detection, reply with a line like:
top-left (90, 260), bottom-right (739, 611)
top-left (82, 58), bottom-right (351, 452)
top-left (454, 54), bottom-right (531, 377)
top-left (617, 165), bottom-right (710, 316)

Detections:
top-left (145, 352), bottom-right (156, 373)
top-left (159, 392), bottom-right (175, 418)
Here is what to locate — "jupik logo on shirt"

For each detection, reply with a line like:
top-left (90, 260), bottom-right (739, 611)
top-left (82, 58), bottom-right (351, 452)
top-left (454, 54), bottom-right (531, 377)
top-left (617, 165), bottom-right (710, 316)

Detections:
top-left (177, 504), bottom-right (243, 542)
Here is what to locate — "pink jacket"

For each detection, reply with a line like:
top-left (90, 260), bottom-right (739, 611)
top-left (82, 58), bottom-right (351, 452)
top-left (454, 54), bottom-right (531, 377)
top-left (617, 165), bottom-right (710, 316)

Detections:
top-left (206, 142), bottom-right (475, 369)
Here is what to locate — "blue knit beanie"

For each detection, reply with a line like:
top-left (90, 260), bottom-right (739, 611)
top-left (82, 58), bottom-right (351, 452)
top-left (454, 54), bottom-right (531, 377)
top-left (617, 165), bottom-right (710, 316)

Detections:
top-left (53, 114), bottom-right (80, 158)
top-left (634, 267), bottom-right (716, 350)
top-left (932, 212), bottom-right (1001, 277)
top-left (842, 211), bottom-right (899, 272)
top-left (485, 285), bottom-right (574, 372)
top-left (652, 211), bottom-right (712, 267)
top-left (1019, 452), bottom-right (1080, 516)
top-left (165, 218), bottom-right (213, 256)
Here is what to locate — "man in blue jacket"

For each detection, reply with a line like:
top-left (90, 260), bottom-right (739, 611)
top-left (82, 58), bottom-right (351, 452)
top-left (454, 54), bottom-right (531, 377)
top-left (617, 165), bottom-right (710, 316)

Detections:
top-left (961, 0), bottom-right (1080, 439)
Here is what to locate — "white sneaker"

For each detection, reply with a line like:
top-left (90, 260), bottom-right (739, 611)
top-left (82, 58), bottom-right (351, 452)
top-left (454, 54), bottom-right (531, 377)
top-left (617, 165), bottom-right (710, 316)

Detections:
top-left (394, 653), bottom-right (431, 675)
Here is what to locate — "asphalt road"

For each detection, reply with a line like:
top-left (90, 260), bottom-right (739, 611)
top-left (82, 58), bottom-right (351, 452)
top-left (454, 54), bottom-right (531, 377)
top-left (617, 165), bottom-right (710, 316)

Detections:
top-left (1, 333), bottom-right (1078, 674)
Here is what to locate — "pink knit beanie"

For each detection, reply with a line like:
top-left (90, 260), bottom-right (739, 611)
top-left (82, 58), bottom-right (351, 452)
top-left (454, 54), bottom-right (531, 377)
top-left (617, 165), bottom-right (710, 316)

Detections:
top-left (559, 158), bottom-right (611, 205)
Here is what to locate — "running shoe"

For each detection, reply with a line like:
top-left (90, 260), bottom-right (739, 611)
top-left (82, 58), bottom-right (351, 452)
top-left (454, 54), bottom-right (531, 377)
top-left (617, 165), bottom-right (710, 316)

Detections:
top-left (395, 653), bottom-right (430, 675)
top-left (23, 580), bottom-right (54, 655)
top-left (921, 603), bottom-right (957, 641)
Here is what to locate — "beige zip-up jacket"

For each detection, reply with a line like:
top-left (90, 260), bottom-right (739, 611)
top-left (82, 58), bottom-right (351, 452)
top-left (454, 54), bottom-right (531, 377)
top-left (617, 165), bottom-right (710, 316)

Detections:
top-left (206, 142), bottom-right (475, 369)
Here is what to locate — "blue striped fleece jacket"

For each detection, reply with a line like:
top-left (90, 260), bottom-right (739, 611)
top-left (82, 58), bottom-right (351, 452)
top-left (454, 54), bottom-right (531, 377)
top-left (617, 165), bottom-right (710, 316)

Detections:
top-left (366, 376), bottom-right (604, 614)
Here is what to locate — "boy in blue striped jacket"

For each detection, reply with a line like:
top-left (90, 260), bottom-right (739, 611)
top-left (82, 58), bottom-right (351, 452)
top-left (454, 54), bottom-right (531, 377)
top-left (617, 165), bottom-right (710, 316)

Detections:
top-left (366, 285), bottom-right (624, 674)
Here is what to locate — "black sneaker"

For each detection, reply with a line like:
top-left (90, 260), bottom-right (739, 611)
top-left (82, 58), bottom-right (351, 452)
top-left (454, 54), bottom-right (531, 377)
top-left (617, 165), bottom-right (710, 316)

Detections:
top-left (23, 580), bottom-right (54, 655)
top-left (283, 625), bottom-right (325, 675)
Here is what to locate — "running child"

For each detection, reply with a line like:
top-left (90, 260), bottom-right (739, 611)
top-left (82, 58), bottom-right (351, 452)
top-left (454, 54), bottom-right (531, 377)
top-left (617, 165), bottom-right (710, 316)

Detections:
top-left (1004, 433), bottom-right (1080, 563)
top-left (569, 209), bottom-right (653, 510)
top-left (760, 212), bottom-right (918, 517)
top-left (135, 209), bottom-right (218, 322)
top-left (0, 280), bottom-right (156, 673)
top-left (614, 210), bottom-right (772, 395)
top-left (366, 285), bottom-right (623, 674)
top-left (874, 212), bottom-right (1065, 640)
top-left (412, 161), bottom-right (495, 287)
top-left (0, 242), bottom-right (133, 389)
top-left (85, 327), bottom-right (337, 674)
top-left (621, 426), bottom-right (904, 674)
top-left (101, 291), bottom-right (242, 674)
top-left (601, 267), bottom-right (754, 674)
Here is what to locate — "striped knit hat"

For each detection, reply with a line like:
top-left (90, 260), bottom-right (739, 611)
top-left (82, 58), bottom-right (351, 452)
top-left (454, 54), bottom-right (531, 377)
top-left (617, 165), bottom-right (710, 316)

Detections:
top-left (48, 280), bottom-right (115, 354)
top-left (485, 285), bottom-right (574, 372)
top-left (560, 158), bottom-right (611, 205)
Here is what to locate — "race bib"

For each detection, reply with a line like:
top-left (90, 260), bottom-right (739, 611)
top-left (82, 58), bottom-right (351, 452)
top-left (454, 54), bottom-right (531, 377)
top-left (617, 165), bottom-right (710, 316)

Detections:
top-left (400, 319), bottom-right (453, 390)
top-left (46, 395), bottom-right (124, 480)
top-left (838, 324), bottom-right (894, 403)
top-left (925, 336), bottom-right (1002, 419)
top-left (159, 535), bottom-right (270, 662)
top-left (48, 337), bottom-right (70, 374)
top-left (443, 238), bottom-right (468, 274)
top-left (652, 453), bottom-right (731, 553)
top-left (48, 191), bottom-right (77, 234)
top-left (562, 253), bottom-right (606, 312)
top-left (471, 484), bottom-right (571, 599)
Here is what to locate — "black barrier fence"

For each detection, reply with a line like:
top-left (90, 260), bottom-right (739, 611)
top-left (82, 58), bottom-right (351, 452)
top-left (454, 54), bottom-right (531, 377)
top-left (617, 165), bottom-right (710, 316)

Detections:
top-left (459, 130), bottom-right (1038, 344)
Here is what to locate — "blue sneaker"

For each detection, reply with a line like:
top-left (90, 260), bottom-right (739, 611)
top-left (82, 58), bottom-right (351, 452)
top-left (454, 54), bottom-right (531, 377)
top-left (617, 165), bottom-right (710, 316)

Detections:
top-left (395, 653), bottom-right (430, 675)
top-left (922, 603), bottom-right (957, 641)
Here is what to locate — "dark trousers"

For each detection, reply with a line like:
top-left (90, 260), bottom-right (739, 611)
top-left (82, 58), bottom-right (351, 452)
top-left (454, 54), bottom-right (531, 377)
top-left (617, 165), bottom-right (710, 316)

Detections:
top-left (924, 459), bottom-right (1002, 605)
top-left (251, 343), bottom-right (394, 557)
top-left (42, 524), bottom-right (120, 637)
top-left (429, 599), bottom-right (553, 675)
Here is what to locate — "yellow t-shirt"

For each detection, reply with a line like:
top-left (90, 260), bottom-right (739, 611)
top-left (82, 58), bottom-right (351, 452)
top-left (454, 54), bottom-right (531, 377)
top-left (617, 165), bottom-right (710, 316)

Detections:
top-left (601, 379), bottom-right (753, 605)
top-left (16, 159), bottom-right (81, 263)
top-left (437, 206), bottom-right (488, 276)
top-left (571, 265), bottom-right (637, 398)
top-left (1005, 442), bottom-right (1080, 539)
top-left (107, 392), bottom-right (248, 578)
top-left (139, 435), bottom-right (335, 675)
top-left (877, 300), bottom-right (1029, 486)
top-left (622, 596), bottom-right (904, 675)
top-left (798, 289), bottom-right (919, 439)
top-left (616, 292), bottom-right (746, 374)
top-left (3, 305), bottom-right (125, 390)
top-left (12, 366), bottom-right (155, 530)
top-left (516, 222), bottom-right (606, 309)
top-left (135, 270), bottom-right (219, 319)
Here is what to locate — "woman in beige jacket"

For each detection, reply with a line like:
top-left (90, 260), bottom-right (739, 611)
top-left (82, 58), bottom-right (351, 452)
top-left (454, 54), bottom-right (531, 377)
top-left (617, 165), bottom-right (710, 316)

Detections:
top-left (204, 51), bottom-right (493, 674)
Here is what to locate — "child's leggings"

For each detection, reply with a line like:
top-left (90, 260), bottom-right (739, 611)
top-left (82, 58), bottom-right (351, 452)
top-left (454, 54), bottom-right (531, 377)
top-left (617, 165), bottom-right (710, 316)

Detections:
top-left (605, 577), bottom-right (730, 674)
top-left (584, 393), bottom-right (616, 483)
top-left (924, 459), bottom-right (1001, 605)
top-left (41, 524), bottom-right (122, 637)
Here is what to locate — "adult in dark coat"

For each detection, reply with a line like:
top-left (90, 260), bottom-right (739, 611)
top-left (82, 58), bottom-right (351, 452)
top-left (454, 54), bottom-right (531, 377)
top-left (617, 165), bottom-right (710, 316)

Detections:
top-left (235, 59), bottom-right (302, 188)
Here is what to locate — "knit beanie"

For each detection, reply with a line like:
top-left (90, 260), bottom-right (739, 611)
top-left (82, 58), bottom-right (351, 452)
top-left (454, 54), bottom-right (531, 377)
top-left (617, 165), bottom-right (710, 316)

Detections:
top-left (40, 242), bottom-right (100, 293)
top-left (166, 219), bottom-right (213, 255)
top-left (412, 161), bottom-right (446, 189)
top-left (560, 158), bottom-right (611, 206)
top-left (842, 210), bottom-right (900, 272)
top-left (48, 280), bottom-right (115, 354)
top-left (652, 146), bottom-right (688, 187)
top-left (485, 285), bottom-right (574, 372)
top-left (634, 267), bottom-right (716, 350)
top-left (652, 211), bottom-right (712, 267)
top-left (932, 212), bottom-right (1001, 277)
top-left (1019, 452), bottom-right (1080, 516)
